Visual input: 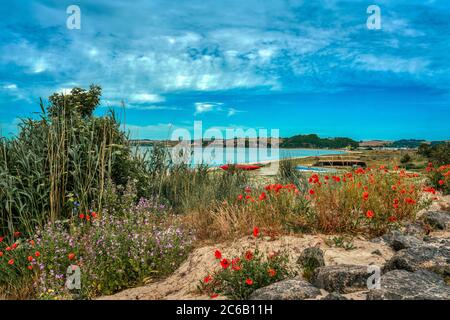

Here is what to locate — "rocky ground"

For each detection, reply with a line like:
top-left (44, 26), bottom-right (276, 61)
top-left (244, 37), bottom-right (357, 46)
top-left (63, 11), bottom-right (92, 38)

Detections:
top-left (101, 198), bottom-right (450, 301)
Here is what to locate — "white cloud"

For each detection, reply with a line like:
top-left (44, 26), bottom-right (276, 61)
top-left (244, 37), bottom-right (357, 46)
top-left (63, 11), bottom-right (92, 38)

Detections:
top-left (194, 102), bottom-right (223, 114)
top-left (129, 93), bottom-right (165, 103)
top-left (3, 84), bottom-right (17, 90)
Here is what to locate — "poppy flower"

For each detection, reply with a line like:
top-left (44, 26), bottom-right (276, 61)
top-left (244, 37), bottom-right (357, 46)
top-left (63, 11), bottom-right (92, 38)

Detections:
top-left (244, 250), bottom-right (253, 261)
top-left (309, 189), bottom-right (315, 195)
top-left (237, 194), bottom-right (243, 201)
top-left (79, 213), bottom-right (85, 219)
top-left (232, 258), bottom-right (241, 271)
top-left (438, 180), bottom-right (445, 186)
top-left (362, 192), bottom-right (369, 201)
top-left (258, 192), bottom-right (266, 201)
top-left (253, 227), bottom-right (260, 237)
top-left (245, 278), bottom-right (253, 285)
top-left (244, 187), bottom-right (252, 193)
top-left (27, 256), bottom-right (33, 262)
top-left (29, 240), bottom-right (35, 246)
top-left (35, 251), bottom-right (41, 258)
top-left (210, 293), bottom-right (219, 299)
top-left (86, 215), bottom-right (91, 221)
top-left (8, 259), bottom-right (14, 265)
top-left (204, 275), bottom-right (212, 283)
top-left (68, 253), bottom-right (76, 260)
top-left (27, 266), bottom-right (33, 270)
top-left (268, 268), bottom-right (276, 277)
top-left (91, 212), bottom-right (98, 218)
top-left (366, 210), bottom-right (374, 218)
top-left (214, 250), bottom-right (222, 259)
top-left (388, 216), bottom-right (397, 222)
top-left (12, 243), bottom-right (18, 249)
top-left (14, 232), bottom-right (20, 238)
top-left (0, 236), bottom-right (4, 243)
top-left (6, 246), bottom-right (11, 251)
top-left (220, 258), bottom-right (230, 269)
top-left (0, 251), bottom-right (3, 257)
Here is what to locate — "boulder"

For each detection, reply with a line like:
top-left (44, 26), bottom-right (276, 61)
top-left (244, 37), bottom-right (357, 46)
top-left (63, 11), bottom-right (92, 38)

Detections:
top-left (423, 211), bottom-right (450, 230)
top-left (297, 247), bottom-right (325, 274)
top-left (383, 245), bottom-right (450, 276)
top-left (311, 264), bottom-right (371, 293)
top-left (382, 230), bottom-right (423, 251)
top-left (249, 276), bottom-right (321, 300)
top-left (367, 269), bottom-right (450, 300)
top-left (402, 221), bottom-right (428, 237)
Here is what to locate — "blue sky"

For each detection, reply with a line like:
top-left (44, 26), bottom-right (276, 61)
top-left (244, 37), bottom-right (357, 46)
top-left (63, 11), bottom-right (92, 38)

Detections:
top-left (1, 0), bottom-right (450, 141)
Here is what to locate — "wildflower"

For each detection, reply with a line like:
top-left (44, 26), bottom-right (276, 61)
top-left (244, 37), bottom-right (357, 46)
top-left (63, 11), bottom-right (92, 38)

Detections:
top-left (6, 246), bottom-right (11, 251)
top-left (14, 232), bottom-right (20, 238)
top-left (27, 265), bottom-right (33, 270)
top-left (253, 227), bottom-right (260, 237)
top-left (210, 293), bottom-right (219, 299)
top-left (258, 192), bottom-right (266, 201)
top-left (388, 216), bottom-right (397, 222)
top-left (309, 189), bottom-right (315, 195)
top-left (245, 278), bottom-right (253, 285)
top-left (35, 251), bottom-right (41, 258)
top-left (366, 210), bottom-right (374, 218)
top-left (244, 187), bottom-right (252, 193)
top-left (214, 250), bottom-right (222, 259)
top-left (438, 180), bottom-right (445, 186)
top-left (8, 259), bottom-right (14, 265)
top-left (68, 253), bottom-right (76, 260)
top-left (220, 258), bottom-right (230, 269)
top-left (12, 243), bottom-right (18, 249)
top-left (91, 212), bottom-right (98, 219)
top-left (268, 268), bottom-right (276, 277)
top-left (0, 236), bottom-right (3, 243)
top-left (204, 275), bottom-right (212, 283)
top-left (244, 250), bottom-right (253, 261)
top-left (237, 194), bottom-right (243, 201)
top-left (29, 240), bottom-right (35, 246)
top-left (86, 215), bottom-right (91, 221)
top-left (79, 213), bottom-right (85, 219)
top-left (0, 251), bottom-right (3, 257)
top-left (232, 258), bottom-right (241, 271)
top-left (27, 256), bottom-right (33, 262)
top-left (362, 192), bottom-right (369, 201)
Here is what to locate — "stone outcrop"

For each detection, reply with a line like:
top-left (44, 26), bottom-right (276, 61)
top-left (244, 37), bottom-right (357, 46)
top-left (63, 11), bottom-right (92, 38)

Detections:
top-left (249, 276), bottom-right (321, 300)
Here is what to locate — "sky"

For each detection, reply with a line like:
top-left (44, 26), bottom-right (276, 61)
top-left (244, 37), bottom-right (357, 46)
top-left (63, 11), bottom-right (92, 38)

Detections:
top-left (1, 0), bottom-right (450, 141)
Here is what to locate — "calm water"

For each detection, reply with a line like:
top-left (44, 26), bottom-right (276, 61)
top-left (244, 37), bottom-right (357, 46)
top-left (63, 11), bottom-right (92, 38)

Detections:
top-left (138, 146), bottom-right (346, 167)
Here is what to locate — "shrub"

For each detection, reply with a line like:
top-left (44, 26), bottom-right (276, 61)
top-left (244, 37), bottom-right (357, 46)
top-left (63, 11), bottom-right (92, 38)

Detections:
top-left (308, 166), bottom-right (428, 235)
top-left (400, 153), bottom-right (412, 164)
top-left (425, 163), bottom-right (450, 195)
top-left (198, 229), bottom-right (294, 299)
top-left (0, 198), bottom-right (194, 300)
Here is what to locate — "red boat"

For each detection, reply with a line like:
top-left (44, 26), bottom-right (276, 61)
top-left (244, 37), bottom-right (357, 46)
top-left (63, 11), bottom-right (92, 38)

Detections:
top-left (219, 164), bottom-right (262, 171)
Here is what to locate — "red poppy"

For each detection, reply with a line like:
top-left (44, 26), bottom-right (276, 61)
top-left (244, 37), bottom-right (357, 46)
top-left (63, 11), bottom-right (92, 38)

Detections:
top-left (29, 240), bottom-right (35, 246)
top-left (245, 278), bottom-right (253, 285)
top-left (0, 251), bottom-right (3, 257)
top-left (268, 268), bottom-right (276, 277)
top-left (8, 259), bottom-right (14, 265)
top-left (86, 215), bottom-right (91, 221)
top-left (12, 243), bottom-right (18, 249)
top-left (244, 250), bottom-right (253, 261)
top-left (244, 187), bottom-right (252, 193)
top-left (27, 265), bottom-right (33, 270)
top-left (258, 192), bottom-right (266, 201)
top-left (0, 236), bottom-right (4, 243)
top-left (14, 231), bottom-right (20, 238)
top-left (91, 212), bottom-right (98, 218)
top-left (362, 192), bottom-right (369, 201)
top-left (438, 180), bottom-right (445, 186)
top-left (204, 275), bottom-right (212, 283)
top-left (366, 210), bottom-right (374, 218)
top-left (309, 189), bottom-right (315, 195)
top-left (27, 256), bottom-right (33, 262)
top-left (35, 251), bottom-right (41, 258)
top-left (220, 258), bottom-right (230, 269)
top-left (214, 250), bottom-right (222, 259)
top-left (232, 258), bottom-right (241, 271)
top-left (210, 293), bottom-right (219, 299)
top-left (6, 246), bottom-right (11, 251)
top-left (253, 227), bottom-right (260, 237)
top-left (237, 194), bottom-right (243, 200)
top-left (68, 253), bottom-right (76, 260)
top-left (79, 213), bottom-right (85, 219)
top-left (388, 216), bottom-right (397, 222)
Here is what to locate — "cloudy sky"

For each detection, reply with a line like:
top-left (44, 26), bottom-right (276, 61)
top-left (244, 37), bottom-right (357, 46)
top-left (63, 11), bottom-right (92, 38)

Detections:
top-left (1, 0), bottom-right (450, 140)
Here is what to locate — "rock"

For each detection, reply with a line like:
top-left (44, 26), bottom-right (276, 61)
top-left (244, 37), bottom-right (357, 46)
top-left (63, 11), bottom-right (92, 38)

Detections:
top-left (311, 265), bottom-right (371, 293)
top-left (371, 249), bottom-right (383, 256)
top-left (321, 292), bottom-right (349, 300)
top-left (367, 270), bottom-right (450, 300)
top-left (423, 211), bottom-right (450, 230)
top-left (403, 221), bottom-right (428, 237)
top-left (298, 247), bottom-right (325, 271)
top-left (249, 276), bottom-right (321, 300)
top-left (384, 245), bottom-right (450, 276)
top-left (382, 230), bottom-right (423, 251)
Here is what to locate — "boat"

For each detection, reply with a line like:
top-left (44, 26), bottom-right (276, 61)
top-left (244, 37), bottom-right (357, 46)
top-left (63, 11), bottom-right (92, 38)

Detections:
top-left (220, 164), bottom-right (262, 171)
